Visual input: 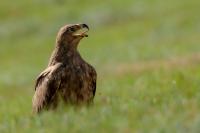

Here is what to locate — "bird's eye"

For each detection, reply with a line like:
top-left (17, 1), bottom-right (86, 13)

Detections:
top-left (68, 27), bottom-right (75, 32)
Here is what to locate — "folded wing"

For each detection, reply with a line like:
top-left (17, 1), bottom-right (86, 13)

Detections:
top-left (32, 63), bottom-right (62, 113)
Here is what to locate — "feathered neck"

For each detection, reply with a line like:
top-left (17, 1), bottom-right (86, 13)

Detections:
top-left (48, 39), bottom-right (82, 66)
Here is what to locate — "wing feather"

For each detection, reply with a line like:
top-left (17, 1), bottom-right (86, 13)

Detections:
top-left (89, 66), bottom-right (97, 97)
top-left (32, 63), bottom-right (62, 113)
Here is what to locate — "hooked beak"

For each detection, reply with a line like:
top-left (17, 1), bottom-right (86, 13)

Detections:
top-left (73, 24), bottom-right (89, 37)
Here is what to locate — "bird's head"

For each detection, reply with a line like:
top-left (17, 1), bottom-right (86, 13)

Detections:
top-left (56, 24), bottom-right (89, 47)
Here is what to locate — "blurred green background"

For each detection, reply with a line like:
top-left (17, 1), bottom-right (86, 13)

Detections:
top-left (0, 0), bottom-right (200, 132)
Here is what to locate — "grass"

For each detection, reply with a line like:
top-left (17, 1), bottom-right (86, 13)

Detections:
top-left (0, 0), bottom-right (200, 132)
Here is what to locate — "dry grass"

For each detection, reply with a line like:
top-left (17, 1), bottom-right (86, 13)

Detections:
top-left (106, 53), bottom-right (200, 75)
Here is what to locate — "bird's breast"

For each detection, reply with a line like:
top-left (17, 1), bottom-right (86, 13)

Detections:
top-left (61, 63), bottom-right (89, 87)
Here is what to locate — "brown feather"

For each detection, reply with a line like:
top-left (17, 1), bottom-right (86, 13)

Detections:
top-left (32, 24), bottom-right (97, 113)
top-left (32, 63), bottom-right (62, 113)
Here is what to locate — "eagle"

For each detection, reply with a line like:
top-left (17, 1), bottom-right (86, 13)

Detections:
top-left (32, 24), bottom-right (97, 113)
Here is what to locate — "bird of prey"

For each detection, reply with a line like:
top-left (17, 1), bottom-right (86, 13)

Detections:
top-left (32, 24), bottom-right (97, 113)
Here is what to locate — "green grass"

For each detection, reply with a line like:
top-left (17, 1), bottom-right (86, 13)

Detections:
top-left (0, 0), bottom-right (200, 132)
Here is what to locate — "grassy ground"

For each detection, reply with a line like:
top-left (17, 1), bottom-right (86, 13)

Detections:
top-left (0, 0), bottom-right (200, 132)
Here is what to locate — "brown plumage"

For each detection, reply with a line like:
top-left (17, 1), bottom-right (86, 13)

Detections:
top-left (32, 24), bottom-right (97, 113)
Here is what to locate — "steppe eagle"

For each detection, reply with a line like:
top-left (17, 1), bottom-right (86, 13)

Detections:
top-left (32, 24), bottom-right (97, 113)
